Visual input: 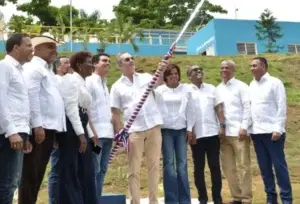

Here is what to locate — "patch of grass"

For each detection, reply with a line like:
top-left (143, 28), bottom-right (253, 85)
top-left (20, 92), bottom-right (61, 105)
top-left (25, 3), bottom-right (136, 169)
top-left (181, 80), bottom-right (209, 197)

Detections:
top-left (6, 53), bottom-right (300, 203)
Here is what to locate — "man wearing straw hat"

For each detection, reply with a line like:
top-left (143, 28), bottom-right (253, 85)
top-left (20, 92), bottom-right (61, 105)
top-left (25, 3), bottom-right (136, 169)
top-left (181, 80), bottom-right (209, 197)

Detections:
top-left (18, 35), bottom-right (66, 204)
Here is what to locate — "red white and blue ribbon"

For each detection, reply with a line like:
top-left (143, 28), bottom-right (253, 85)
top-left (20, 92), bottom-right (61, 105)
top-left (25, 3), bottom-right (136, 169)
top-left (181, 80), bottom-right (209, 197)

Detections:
top-left (108, 0), bottom-right (206, 164)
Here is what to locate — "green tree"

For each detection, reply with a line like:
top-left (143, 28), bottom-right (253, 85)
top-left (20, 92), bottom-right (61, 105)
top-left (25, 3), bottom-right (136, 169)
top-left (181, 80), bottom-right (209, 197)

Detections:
top-left (0, 0), bottom-right (17, 6)
top-left (109, 12), bottom-right (144, 52)
top-left (72, 10), bottom-right (104, 50)
top-left (113, 0), bottom-right (227, 29)
top-left (8, 15), bottom-right (34, 33)
top-left (17, 0), bottom-right (79, 28)
top-left (255, 9), bottom-right (284, 53)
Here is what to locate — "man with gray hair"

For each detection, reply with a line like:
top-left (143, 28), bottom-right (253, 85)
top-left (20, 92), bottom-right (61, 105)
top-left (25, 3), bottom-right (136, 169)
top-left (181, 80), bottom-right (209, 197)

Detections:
top-left (110, 52), bottom-right (167, 204)
top-left (216, 60), bottom-right (252, 204)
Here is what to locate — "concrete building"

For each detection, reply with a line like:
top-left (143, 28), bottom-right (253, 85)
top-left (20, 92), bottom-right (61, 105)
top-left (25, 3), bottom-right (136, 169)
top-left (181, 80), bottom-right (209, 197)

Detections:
top-left (186, 18), bottom-right (300, 56)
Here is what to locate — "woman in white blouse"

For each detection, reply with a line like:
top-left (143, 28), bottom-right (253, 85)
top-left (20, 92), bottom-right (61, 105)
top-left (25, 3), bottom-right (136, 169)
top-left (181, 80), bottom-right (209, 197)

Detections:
top-left (155, 64), bottom-right (195, 204)
top-left (57, 51), bottom-right (98, 204)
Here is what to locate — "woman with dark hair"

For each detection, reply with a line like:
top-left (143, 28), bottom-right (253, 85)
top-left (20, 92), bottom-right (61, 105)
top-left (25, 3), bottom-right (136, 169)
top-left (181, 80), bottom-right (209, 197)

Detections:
top-left (57, 51), bottom-right (98, 204)
top-left (155, 64), bottom-right (196, 204)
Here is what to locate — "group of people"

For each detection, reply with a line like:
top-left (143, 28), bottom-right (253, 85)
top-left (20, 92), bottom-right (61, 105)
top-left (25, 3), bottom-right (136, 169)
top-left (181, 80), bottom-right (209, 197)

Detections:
top-left (0, 32), bottom-right (293, 204)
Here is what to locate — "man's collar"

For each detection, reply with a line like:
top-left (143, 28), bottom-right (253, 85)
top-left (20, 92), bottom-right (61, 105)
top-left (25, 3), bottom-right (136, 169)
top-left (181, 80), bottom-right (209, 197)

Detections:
top-left (255, 72), bottom-right (270, 83)
top-left (92, 73), bottom-right (106, 82)
top-left (191, 82), bottom-right (204, 89)
top-left (121, 72), bottom-right (139, 83)
top-left (4, 55), bottom-right (22, 69)
top-left (32, 56), bottom-right (50, 69)
top-left (222, 77), bottom-right (235, 85)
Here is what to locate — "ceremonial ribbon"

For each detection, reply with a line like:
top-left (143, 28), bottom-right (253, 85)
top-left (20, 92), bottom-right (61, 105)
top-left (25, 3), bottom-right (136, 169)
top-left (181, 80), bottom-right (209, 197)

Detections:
top-left (109, 0), bottom-right (206, 164)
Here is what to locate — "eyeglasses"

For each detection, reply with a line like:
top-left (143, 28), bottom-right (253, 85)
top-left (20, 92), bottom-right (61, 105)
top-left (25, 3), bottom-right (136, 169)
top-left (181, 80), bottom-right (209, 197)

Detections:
top-left (124, 57), bottom-right (134, 62)
top-left (192, 68), bottom-right (203, 73)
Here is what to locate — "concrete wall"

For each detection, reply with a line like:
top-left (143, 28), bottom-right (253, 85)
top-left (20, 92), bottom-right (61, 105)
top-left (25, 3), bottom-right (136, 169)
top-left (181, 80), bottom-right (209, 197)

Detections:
top-left (213, 19), bottom-right (300, 56)
top-left (186, 20), bottom-right (216, 55)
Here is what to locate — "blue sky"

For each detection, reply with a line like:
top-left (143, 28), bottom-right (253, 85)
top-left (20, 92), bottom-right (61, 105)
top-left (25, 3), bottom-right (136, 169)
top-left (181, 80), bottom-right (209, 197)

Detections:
top-left (1, 0), bottom-right (300, 23)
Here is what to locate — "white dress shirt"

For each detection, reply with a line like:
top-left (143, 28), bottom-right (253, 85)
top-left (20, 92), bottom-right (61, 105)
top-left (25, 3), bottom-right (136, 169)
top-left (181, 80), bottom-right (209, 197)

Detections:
top-left (55, 75), bottom-right (63, 85)
top-left (155, 83), bottom-right (196, 131)
top-left (216, 78), bottom-right (251, 136)
top-left (23, 56), bottom-right (66, 132)
top-left (190, 83), bottom-right (223, 138)
top-left (0, 55), bottom-right (30, 137)
top-left (249, 72), bottom-right (286, 134)
top-left (86, 73), bottom-right (114, 139)
top-left (60, 72), bottom-right (94, 137)
top-left (110, 72), bottom-right (163, 133)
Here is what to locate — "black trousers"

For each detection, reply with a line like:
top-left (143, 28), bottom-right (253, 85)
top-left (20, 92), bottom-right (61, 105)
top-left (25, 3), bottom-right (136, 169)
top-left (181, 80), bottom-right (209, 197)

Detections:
top-left (18, 129), bottom-right (55, 204)
top-left (190, 135), bottom-right (222, 203)
top-left (57, 108), bottom-right (97, 204)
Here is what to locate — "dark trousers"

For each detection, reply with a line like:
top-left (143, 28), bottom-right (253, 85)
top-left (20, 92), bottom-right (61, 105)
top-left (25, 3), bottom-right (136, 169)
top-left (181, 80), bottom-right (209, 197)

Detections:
top-left (0, 133), bottom-right (28, 204)
top-left (57, 132), bottom-right (97, 204)
top-left (190, 135), bottom-right (222, 203)
top-left (251, 133), bottom-right (293, 204)
top-left (18, 129), bottom-right (55, 204)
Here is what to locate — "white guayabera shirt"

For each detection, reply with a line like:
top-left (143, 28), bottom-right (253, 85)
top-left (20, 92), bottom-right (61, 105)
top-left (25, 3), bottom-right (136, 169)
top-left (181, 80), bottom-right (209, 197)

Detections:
top-left (216, 77), bottom-right (251, 136)
top-left (23, 56), bottom-right (66, 132)
top-left (110, 72), bottom-right (163, 133)
top-left (0, 55), bottom-right (30, 137)
top-left (155, 83), bottom-right (196, 131)
top-left (190, 83), bottom-right (223, 139)
top-left (86, 73), bottom-right (114, 139)
top-left (249, 72), bottom-right (286, 135)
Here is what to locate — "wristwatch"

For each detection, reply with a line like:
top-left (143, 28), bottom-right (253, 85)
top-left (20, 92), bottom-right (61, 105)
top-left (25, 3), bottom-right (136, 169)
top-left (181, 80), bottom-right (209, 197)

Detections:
top-left (220, 123), bottom-right (226, 128)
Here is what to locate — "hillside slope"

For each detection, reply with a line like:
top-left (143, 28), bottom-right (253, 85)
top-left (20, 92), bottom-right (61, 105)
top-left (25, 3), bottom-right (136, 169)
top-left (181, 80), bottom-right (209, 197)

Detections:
top-left (3, 53), bottom-right (300, 204)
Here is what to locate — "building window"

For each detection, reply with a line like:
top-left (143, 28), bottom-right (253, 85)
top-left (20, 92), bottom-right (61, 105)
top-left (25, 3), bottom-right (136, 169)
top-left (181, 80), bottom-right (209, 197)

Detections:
top-left (288, 44), bottom-right (300, 53)
top-left (237, 42), bottom-right (257, 55)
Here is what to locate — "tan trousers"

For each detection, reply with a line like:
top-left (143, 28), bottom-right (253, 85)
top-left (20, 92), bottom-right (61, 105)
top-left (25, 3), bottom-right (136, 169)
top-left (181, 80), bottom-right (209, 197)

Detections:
top-left (220, 136), bottom-right (252, 203)
top-left (128, 125), bottom-right (162, 204)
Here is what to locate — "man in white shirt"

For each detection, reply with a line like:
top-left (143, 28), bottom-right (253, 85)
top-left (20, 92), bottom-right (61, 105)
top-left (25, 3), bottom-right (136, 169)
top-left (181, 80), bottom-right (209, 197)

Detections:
top-left (54, 56), bottom-right (71, 82)
top-left (187, 65), bottom-right (225, 204)
top-left (216, 60), bottom-right (252, 204)
top-left (85, 53), bottom-right (113, 201)
top-left (48, 56), bottom-right (70, 204)
top-left (18, 36), bottom-right (66, 204)
top-left (0, 33), bottom-right (33, 204)
top-left (110, 52), bottom-right (167, 204)
top-left (249, 57), bottom-right (292, 204)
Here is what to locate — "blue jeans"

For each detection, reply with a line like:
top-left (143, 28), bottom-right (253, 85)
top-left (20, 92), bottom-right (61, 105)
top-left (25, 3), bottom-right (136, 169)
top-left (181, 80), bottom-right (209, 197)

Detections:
top-left (48, 148), bottom-right (60, 204)
top-left (93, 138), bottom-right (113, 201)
top-left (251, 133), bottom-right (292, 204)
top-left (161, 128), bottom-right (191, 204)
top-left (0, 133), bottom-right (28, 204)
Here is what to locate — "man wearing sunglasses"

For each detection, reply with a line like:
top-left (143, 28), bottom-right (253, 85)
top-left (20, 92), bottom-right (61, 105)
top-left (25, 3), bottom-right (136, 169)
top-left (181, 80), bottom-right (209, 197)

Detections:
top-left (110, 52), bottom-right (168, 204)
top-left (187, 65), bottom-right (225, 204)
top-left (85, 53), bottom-right (114, 201)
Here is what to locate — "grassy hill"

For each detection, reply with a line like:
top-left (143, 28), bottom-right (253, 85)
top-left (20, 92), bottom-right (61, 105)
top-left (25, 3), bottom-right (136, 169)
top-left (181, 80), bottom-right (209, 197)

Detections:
top-left (4, 53), bottom-right (300, 203)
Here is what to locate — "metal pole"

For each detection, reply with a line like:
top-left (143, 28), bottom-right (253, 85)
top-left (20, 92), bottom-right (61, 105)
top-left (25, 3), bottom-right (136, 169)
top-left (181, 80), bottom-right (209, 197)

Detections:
top-left (70, 0), bottom-right (73, 52)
